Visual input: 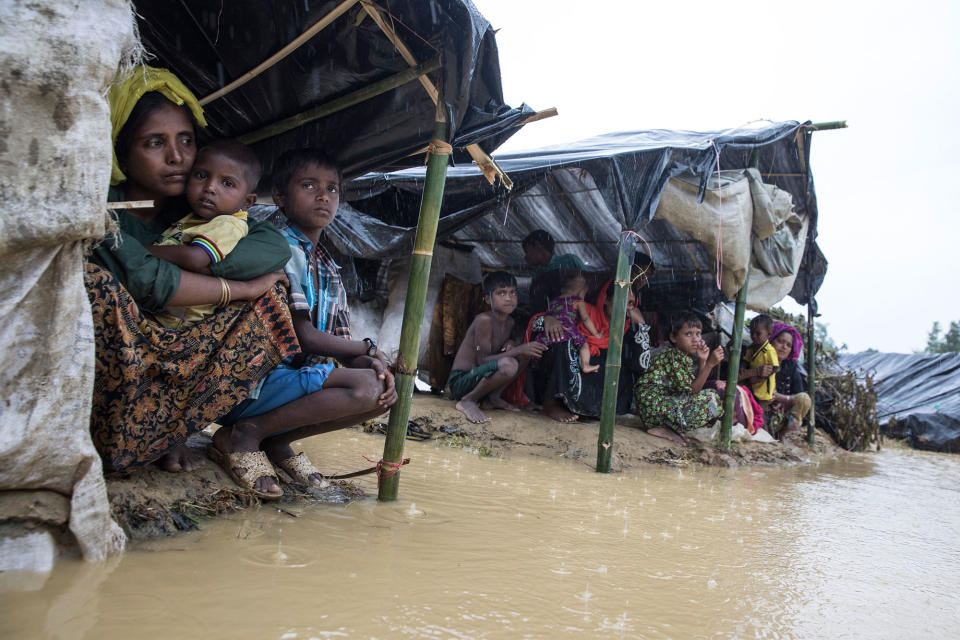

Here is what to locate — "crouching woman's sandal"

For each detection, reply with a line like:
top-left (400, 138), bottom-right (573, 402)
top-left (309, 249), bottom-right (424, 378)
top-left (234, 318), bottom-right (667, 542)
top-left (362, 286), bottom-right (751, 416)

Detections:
top-left (207, 445), bottom-right (284, 500)
top-left (275, 452), bottom-right (329, 488)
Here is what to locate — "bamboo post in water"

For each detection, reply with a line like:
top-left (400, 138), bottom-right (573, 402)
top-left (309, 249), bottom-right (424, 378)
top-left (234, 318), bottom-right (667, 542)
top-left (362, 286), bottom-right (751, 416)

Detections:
top-left (378, 105), bottom-right (450, 502)
top-left (806, 302), bottom-right (816, 446)
top-left (596, 232), bottom-right (635, 473)
top-left (720, 270), bottom-right (750, 450)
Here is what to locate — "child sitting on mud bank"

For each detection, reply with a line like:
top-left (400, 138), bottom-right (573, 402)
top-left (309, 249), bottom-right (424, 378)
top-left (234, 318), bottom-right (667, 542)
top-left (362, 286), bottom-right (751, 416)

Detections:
top-left (740, 314), bottom-right (779, 408)
top-left (148, 139), bottom-right (261, 328)
top-left (634, 311), bottom-right (725, 444)
top-left (535, 271), bottom-right (602, 373)
top-left (449, 271), bottom-right (547, 423)
top-left (208, 148), bottom-right (397, 499)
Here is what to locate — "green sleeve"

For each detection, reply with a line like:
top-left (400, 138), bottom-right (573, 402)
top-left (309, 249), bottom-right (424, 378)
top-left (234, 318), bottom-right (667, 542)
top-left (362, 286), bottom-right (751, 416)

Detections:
top-left (553, 254), bottom-right (587, 271)
top-left (89, 230), bottom-right (181, 312)
top-left (210, 219), bottom-right (291, 280)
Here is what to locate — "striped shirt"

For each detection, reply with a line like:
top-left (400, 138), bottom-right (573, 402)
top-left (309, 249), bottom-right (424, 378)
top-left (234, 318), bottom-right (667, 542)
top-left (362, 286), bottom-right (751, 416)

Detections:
top-left (278, 223), bottom-right (352, 339)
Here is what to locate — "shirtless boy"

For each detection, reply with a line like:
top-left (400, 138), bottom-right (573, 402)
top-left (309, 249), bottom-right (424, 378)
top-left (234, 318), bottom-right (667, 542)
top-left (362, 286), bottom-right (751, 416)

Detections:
top-left (449, 271), bottom-right (547, 423)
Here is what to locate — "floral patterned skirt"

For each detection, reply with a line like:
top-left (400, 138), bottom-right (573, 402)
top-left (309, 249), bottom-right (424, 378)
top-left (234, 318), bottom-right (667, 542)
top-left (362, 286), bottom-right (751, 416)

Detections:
top-left (84, 263), bottom-right (299, 474)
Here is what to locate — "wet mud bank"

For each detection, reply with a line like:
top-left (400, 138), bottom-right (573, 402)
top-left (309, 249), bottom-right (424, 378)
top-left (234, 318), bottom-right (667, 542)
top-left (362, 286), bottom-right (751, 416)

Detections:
top-left (105, 433), bottom-right (364, 542)
top-left (106, 395), bottom-right (843, 542)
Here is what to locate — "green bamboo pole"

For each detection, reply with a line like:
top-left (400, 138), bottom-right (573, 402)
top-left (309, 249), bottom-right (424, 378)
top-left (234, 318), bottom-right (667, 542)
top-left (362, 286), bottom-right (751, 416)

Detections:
top-left (810, 120), bottom-right (848, 131)
top-left (720, 271), bottom-right (750, 450)
top-left (806, 303), bottom-right (816, 446)
top-left (596, 232), bottom-right (635, 473)
top-left (238, 57), bottom-right (442, 145)
top-left (378, 105), bottom-right (450, 501)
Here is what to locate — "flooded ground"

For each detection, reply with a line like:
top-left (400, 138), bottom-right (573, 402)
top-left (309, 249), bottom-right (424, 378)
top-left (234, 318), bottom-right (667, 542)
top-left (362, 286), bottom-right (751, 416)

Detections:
top-left (2, 433), bottom-right (958, 639)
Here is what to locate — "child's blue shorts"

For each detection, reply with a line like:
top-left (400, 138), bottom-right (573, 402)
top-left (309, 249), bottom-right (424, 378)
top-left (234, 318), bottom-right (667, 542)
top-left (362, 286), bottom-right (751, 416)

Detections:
top-left (221, 362), bottom-right (336, 423)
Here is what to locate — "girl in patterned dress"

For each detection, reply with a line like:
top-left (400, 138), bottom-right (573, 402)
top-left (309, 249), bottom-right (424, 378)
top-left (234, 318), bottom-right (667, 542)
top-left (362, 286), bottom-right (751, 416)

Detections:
top-left (634, 312), bottom-right (725, 444)
top-left (535, 272), bottom-right (602, 372)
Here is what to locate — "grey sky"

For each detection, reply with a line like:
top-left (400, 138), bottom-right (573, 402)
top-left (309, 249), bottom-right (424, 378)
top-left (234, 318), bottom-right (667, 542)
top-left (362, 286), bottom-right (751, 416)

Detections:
top-left (473, 0), bottom-right (959, 353)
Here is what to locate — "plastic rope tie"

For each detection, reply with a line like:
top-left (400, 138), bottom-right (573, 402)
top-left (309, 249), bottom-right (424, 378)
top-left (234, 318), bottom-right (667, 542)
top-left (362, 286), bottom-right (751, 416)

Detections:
top-left (423, 138), bottom-right (453, 164)
top-left (363, 456), bottom-right (410, 488)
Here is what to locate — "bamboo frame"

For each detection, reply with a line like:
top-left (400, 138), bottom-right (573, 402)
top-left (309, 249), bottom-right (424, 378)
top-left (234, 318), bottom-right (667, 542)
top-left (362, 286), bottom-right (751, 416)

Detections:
top-left (807, 303), bottom-right (816, 446)
top-left (237, 57), bottom-right (441, 145)
top-left (720, 271), bottom-right (750, 449)
top-left (106, 200), bottom-right (154, 209)
top-left (379, 104), bottom-right (451, 501)
top-left (360, 0), bottom-right (513, 189)
top-left (198, 0), bottom-right (361, 106)
top-left (596, 232), bottom-right (634, 473)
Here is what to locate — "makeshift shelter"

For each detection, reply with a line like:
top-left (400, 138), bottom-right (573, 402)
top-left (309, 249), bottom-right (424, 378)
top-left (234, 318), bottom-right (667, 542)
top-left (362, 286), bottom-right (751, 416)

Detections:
top-left (0, 0), bottom-right (538, 565)
top-left (319, 122), bottom-right (829, 372)
top-left (133, 0), bottom-right (537, 183)
top-left (840, 351), bottom-right (960, 453)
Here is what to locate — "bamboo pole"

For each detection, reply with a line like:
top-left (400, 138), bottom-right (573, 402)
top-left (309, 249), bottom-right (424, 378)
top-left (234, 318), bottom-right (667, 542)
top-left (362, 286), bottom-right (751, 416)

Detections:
top-left (106, 200), bottom-right (154, 209)
top-left (810, 120), bottom-right (847, 131)
top-left (806, 303), bottom-right (816, 446)
top-left (359, 0), bottom-right (512, 189)
top-left (596, 232), bottom-right (634, 473)
top-left (237, 57), bottom-right (441, 145)
top-left (720, 271), bottom-right (750, 450)
top-left (198, 0), bottom-right (361, 106)
top-left (378, 104), bottom-right (450, 502)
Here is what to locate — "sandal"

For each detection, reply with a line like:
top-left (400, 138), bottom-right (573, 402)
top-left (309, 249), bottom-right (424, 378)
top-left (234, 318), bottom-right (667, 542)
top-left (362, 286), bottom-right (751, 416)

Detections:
top-left (275, 452), bottom-right (329, 488)
top-left (207, 445), bottom-right (284, 500)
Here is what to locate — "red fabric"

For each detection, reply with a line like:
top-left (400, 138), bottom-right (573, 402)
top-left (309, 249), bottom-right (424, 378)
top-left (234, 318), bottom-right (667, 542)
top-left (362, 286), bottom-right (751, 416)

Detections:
top-left (502, 312), bottom-right (544, 406)
top-left (744, 385), bottom-right (765, 433)
top-left (578, 280), bottom-right (630, 357)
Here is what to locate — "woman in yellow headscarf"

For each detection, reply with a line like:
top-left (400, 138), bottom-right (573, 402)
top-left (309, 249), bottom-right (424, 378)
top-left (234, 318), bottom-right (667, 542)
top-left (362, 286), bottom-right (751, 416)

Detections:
top-left (86, 66), bottom-right (296, 494)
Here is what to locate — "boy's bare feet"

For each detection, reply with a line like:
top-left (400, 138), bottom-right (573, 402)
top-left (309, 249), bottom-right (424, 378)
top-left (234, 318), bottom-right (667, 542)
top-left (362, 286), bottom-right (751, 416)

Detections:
top-left (456, 399), bottom-right (490, 423)
top-left (543, 399), bottom-right (579, 423)
top-left (157, 443), bottom-right (206, 472)
top-left (581, 362), bottom-right (600, 374)
top-left (647, 426), bottom-right (687, 446)
top-left (211, 423), bottom-right (281, 495)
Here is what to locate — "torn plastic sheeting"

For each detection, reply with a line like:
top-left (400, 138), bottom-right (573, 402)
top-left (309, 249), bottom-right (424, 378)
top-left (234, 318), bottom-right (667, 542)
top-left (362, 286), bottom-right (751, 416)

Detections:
top-left (133, 0), bottom-right (533, 180)
top-left (839, 351), bottom-right (960, 453)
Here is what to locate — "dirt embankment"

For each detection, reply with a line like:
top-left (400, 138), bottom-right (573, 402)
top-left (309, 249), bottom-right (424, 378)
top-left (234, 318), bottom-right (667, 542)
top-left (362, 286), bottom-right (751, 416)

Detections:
top-left (106, 394), bottom-right (843, 541)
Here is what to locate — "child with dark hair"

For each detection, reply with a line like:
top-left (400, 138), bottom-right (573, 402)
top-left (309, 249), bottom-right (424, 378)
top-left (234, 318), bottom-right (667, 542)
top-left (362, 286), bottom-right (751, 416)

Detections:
top-left (634, 312), bottom-right (725, 444)
top-left (535, 271), bottom-right (602, 373)
top-left (740, 313), bottom-right (779, 406)
top-left (148, 139), bottom-right (263, 328)
top-left (448, 271), bottom-right (547, 423)
top-left (207, 148), bottom-right (397, 499)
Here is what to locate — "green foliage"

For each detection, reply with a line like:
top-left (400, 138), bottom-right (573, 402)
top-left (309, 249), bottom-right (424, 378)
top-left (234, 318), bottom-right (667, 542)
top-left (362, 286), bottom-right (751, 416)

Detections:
top-left (925, 320), bottom-right (960, 353)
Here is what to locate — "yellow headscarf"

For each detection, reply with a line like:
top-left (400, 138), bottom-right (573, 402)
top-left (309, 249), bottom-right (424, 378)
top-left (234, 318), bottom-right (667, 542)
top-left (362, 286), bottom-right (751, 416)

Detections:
top-left (108, 65), bottom-right (208, 186)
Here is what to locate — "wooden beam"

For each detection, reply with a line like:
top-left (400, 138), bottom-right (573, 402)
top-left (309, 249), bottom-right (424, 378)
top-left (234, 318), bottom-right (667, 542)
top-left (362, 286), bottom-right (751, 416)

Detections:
top-left (360, 0), bottom-right (513, 189)
top-left (520, 107), bottom-right (558, 126)
top-left (237, 57), bottom-right (441, 145)
top-left (199, 0), bottom-right (361, 106)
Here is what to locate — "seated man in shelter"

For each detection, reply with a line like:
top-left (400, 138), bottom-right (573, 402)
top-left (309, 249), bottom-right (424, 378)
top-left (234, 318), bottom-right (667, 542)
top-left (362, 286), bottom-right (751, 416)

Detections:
top-left (449, 271), bottom-right (547, 423)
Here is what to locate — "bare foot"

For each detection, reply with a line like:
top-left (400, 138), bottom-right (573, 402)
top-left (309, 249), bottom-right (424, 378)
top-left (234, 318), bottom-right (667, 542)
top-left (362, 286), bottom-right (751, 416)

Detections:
top-left (647, 426), bottom-right (687, 446)
top-left (157, 443), bottom-right (206, 472)
top-left (581, 363), bottom-right (600, 373)
top-left (543, 400), bottom-right (579, 423)
top-left (456, 399), bottom-right (490, 423)
top-left (211, 424), bottom-right (280, 495)
top-left (261, 440), bottom-right (323, 485)
top-left (487, 396), bottom-right (520, 412)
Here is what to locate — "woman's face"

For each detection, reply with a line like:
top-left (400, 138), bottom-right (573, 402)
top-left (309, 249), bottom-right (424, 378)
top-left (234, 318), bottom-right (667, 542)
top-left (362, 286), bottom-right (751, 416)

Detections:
top-left (772, 331), bottom-right (794, 361)
top-left (121, 101), bottom-right (196, 201)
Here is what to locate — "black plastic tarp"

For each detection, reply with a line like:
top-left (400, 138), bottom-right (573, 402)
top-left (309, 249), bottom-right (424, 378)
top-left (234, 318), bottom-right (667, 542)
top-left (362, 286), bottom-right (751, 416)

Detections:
top-left (133, 0), bottom-right (533, 179)
top-left (840, 351), bottom-right (960, 453)
top-left (341, 121), bottom-right (827, 309)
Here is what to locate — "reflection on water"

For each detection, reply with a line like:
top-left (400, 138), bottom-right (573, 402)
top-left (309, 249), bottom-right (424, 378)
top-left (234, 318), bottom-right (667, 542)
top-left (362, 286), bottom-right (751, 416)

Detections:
top-left (2, 433), bottom-right (959, 639)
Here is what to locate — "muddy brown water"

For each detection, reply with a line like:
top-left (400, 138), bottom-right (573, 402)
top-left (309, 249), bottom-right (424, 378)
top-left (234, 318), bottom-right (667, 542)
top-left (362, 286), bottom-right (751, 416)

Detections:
top-left (2, 433), bottom-right (958, 639)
